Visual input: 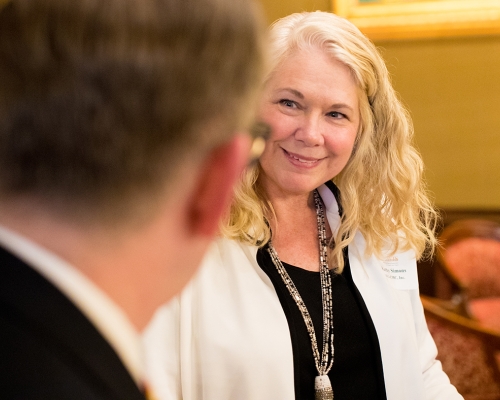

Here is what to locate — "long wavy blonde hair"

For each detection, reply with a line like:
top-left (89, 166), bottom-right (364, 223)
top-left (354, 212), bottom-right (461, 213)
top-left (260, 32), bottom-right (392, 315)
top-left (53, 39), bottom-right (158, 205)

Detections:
top-left (220, 11), bottom-right (438, 271)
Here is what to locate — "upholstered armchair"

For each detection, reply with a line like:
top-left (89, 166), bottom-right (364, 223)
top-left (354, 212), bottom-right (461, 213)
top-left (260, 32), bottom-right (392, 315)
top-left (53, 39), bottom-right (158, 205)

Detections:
top-left (435, 219), bottom-right (500, 331)
top-left (422, 296), bottom-right (500, 400)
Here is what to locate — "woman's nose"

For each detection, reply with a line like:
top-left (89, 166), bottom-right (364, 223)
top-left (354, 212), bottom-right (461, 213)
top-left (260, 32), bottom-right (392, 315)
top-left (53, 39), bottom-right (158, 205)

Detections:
top-left (294, 116), bottom-right (324, 146)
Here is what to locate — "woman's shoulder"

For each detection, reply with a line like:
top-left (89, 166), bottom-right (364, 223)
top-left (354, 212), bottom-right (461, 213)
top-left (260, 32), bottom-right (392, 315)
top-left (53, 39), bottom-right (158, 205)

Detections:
top-left (205, 236), bottom-right (258, 264)
top-left (188, 237), bottom-right (261, 283)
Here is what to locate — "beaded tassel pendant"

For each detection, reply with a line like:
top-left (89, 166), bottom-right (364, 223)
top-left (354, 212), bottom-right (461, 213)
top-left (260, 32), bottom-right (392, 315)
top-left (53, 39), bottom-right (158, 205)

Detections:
top-left (315, 375), bottom-right (333, 400)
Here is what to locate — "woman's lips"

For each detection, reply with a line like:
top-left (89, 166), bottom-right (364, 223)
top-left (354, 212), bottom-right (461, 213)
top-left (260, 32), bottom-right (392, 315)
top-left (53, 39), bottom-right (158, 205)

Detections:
top-left (282, 148), bottom-right (323, 166)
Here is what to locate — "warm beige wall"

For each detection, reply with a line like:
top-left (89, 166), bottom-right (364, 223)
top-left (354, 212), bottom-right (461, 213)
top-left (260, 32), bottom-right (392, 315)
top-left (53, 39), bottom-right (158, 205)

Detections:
top-left (378, 37), bottom-right (500, 209)
top-left (258, 0), bottom-right (500, 209)
top-left (260, 0), bottom-right (331, 24)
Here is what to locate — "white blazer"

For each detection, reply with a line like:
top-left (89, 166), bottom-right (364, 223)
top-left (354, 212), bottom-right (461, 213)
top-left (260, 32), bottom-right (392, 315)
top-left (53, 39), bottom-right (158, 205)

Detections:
top-left (143, 184), bottom-right (462, 400)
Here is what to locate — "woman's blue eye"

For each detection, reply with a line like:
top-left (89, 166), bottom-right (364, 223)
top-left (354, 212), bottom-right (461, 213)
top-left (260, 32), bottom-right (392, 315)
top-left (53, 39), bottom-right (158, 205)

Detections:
top-left (329, 111), bottom-right (346, 119)
top-left (280, 99), bottom-right (296, 108)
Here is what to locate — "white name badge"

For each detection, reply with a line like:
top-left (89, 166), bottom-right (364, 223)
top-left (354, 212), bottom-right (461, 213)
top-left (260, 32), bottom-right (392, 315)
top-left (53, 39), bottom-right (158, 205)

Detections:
top-left (380, 249), bottom-right (419, 290)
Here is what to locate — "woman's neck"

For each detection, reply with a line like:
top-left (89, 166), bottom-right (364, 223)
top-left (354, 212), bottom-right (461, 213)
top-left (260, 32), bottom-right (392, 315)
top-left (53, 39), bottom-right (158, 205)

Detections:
top-left (265, 189), bottom-right (327, 272)
top-left (268, 191), bottom-right (314, 224)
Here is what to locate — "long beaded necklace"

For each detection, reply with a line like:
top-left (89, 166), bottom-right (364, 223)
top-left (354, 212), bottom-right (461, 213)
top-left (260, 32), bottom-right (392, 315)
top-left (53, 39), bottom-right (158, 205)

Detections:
top-left (267, 189), bottom-right (334, 400)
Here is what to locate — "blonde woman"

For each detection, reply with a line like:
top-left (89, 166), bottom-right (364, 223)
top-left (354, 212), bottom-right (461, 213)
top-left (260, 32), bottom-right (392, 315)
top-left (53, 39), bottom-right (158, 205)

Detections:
top-left (144, 12), bottom-right (462, 400)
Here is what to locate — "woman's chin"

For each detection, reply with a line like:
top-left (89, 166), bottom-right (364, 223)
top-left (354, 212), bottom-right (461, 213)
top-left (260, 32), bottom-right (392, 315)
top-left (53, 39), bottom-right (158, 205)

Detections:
top-left (275, 179), bottom-right (324, 196)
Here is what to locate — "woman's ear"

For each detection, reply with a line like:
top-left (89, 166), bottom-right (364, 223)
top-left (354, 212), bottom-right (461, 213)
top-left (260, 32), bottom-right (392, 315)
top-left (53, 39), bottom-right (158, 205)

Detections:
top-left (188, 133), bottom-right (251, 236)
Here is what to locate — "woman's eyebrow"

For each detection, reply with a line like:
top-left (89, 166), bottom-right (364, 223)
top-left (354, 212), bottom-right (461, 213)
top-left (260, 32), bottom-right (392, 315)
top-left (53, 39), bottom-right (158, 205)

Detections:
top-left (277, 88), bottom-right (304, 99)
top-left (330, 103), bottom-right (354, 112)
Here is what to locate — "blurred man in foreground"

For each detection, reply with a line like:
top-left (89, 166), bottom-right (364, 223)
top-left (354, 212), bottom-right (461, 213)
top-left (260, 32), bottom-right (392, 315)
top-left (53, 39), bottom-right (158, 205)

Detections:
top-left (0, 0), bottom-right (265, 397)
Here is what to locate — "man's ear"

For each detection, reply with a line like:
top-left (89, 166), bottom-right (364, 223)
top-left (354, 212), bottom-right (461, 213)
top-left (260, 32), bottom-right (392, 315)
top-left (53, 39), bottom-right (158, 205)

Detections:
top-left (188, 133), bottom-right (251, 236)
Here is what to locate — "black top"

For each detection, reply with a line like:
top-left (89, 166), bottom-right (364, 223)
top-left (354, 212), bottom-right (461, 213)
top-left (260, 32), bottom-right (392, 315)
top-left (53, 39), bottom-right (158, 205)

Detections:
top-left (256, 183), bottom-right (387, 400)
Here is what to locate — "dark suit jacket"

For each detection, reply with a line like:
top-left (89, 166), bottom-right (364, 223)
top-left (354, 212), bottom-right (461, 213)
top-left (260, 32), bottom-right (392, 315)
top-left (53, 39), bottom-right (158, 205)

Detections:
top-left (0, 246), bottom-right (146, 400)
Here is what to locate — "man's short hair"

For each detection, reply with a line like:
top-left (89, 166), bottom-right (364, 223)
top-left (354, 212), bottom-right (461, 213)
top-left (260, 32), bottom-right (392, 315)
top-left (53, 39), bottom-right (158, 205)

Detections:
top-left (0, 0), bottom-right (265, 219)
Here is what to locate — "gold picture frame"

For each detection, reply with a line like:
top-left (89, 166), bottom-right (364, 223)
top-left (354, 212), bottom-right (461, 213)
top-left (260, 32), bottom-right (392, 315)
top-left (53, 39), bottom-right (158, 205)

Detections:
top-left (332, 0), bottom-right (500, 41)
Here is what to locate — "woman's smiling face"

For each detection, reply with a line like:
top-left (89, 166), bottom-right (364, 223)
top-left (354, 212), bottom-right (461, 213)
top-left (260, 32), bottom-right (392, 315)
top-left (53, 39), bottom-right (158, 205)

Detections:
top-left (258, 46), bottom-right (360, 197)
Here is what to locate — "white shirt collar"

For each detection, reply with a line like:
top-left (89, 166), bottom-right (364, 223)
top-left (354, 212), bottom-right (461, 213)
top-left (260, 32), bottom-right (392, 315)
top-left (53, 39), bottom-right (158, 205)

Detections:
top-left (0, 224), bottom-right (144, 385)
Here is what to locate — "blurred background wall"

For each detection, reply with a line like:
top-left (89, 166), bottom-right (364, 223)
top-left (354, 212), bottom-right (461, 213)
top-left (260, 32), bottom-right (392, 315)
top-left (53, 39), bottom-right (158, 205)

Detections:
top-left (258, 0), bottom-right (500, 211)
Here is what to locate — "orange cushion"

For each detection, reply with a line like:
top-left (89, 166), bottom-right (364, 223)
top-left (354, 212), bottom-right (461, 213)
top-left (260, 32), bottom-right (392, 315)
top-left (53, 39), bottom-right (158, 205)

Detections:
top-left (446, 238), bottom-right (500, 298)
top-left (469, 298), bottom-right (500, 332)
